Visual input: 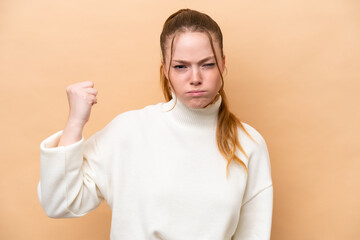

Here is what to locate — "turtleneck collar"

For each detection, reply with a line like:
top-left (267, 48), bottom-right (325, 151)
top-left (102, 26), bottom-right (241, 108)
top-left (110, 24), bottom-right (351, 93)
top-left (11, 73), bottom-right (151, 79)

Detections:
top-left (162, 95), bottom-right (222, 131)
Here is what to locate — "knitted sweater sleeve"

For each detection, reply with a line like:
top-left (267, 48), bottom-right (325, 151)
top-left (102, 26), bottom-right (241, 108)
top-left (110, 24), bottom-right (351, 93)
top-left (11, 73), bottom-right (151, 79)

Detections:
top-left (232, 126), bottom-right (273, 240)
top-left (37, 130), bottom-right (107, 218)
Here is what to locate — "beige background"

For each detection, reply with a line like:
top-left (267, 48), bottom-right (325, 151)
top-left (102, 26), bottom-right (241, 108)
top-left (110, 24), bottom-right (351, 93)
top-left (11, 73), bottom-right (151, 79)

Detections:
top-left (1, 0), bottom-right (359, 239)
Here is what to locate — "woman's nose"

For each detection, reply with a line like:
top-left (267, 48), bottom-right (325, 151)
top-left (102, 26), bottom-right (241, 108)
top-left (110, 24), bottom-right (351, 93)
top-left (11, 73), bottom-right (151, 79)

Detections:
top-left (190, 68), bottom-right (202, 86)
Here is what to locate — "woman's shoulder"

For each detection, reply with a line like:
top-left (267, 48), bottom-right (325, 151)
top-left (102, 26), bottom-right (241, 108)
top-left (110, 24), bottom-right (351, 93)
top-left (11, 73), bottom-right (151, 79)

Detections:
top-left (109, 102), bottom-right (164, 126)
top-left (238, 122), bottom-right (268, 155)
top-left (240, 122), bottom-right (266, 143)
top-left (89, 102), bottom-right (164, 145)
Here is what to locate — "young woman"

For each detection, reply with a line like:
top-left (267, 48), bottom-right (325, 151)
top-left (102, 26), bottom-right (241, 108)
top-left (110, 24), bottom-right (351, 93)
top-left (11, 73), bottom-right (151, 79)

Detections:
top-left (38, 9), bottom-right (273, 240)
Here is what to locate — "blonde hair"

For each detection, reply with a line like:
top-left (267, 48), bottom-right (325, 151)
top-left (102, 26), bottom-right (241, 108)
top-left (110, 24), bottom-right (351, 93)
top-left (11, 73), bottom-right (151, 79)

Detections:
top-left (160, 9), bottom-right (252, 175)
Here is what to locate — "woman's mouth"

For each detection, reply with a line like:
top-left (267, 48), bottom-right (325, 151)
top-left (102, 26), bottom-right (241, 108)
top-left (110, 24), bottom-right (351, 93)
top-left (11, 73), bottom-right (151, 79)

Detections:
top-left (187, 90), bottom-right (206, 96)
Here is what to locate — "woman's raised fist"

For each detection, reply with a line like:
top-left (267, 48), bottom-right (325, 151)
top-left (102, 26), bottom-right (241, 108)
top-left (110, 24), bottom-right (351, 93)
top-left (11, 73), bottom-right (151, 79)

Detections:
top-left (65, 81), bottom-right (98, 127)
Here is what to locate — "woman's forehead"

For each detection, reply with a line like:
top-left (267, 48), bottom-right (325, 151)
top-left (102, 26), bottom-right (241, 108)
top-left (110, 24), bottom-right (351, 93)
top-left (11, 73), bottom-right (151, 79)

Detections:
top-left (164, 31), bottom-right (221, 56)
top-left (166, 30), bottom-right (217, 45)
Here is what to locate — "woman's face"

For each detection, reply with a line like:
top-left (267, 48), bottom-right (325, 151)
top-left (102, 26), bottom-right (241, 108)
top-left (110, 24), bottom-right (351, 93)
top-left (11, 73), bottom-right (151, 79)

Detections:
top-left (162, 31), bottom-right (225, 109)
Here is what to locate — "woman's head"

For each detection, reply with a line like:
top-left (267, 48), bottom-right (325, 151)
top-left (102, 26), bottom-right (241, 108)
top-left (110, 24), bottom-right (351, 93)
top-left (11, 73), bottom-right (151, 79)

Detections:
top-left (160, 9), bottom-right (224, 63)
top-left (160, 9), bottom-right (225, 109)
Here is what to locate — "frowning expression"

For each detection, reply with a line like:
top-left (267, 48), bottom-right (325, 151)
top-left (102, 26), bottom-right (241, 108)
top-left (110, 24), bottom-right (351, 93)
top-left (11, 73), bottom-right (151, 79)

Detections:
top-left (162, 31), bottom-right (225, 109)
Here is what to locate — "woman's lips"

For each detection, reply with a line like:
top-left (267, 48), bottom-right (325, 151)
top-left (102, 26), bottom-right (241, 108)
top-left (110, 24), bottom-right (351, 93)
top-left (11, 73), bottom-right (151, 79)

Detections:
top-left (187, 90), bottom-right (206, 96)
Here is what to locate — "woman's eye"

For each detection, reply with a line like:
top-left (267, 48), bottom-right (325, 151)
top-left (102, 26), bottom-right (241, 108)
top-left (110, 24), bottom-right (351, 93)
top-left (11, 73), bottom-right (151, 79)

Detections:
top-left (173, 65), bottom-right (186, 69)
top-left (203, 63), bottom-right (215, 68)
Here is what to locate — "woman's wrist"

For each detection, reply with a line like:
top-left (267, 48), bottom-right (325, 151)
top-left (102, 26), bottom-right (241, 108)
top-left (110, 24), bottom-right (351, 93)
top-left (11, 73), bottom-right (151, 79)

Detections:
top-left (58, 119), bottom-right (85, 146)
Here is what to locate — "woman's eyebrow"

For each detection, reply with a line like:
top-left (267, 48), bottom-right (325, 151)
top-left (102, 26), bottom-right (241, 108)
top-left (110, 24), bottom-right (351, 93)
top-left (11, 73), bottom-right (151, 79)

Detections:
top-left (172, 56), bottom-right (215, 64)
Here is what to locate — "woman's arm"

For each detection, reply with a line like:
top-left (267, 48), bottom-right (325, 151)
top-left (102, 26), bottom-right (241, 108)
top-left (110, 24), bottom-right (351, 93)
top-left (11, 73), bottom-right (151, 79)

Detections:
top-left (233, 125), bottom-right (273, 239)
top-left (37, 81), bottom-right (104, 218)
top-left (37, 131), bottom-right (105, 218)
top-left (232, 186), bottom-right (273, 239)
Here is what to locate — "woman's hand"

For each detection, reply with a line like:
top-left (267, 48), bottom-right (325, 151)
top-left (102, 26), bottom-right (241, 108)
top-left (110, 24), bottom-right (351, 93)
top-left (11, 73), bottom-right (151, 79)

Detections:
top-left (58, 81), bottom-right (98, 146)
top-left (66, 81), bottom-right (98, 127)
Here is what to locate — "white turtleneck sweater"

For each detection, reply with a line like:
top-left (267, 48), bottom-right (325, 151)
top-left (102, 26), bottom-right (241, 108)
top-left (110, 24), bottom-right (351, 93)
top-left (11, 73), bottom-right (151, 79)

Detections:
top-left (37, 97), bottom-right (273, 240)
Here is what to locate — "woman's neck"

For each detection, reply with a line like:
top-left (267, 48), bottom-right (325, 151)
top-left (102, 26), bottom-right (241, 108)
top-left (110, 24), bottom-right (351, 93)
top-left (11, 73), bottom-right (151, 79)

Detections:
top-left (162, 95), bottom-right (222, 131)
